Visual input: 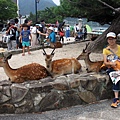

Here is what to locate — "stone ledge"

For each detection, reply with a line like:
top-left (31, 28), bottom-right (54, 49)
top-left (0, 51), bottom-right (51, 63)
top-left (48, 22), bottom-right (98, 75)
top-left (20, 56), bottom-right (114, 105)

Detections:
top-left (0, 73), bottom-right (113, 114)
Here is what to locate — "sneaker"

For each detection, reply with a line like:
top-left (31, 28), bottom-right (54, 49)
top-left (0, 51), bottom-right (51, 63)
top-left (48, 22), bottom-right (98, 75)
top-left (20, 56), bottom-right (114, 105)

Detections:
top-left (111, 98), bottom-right (120, 108)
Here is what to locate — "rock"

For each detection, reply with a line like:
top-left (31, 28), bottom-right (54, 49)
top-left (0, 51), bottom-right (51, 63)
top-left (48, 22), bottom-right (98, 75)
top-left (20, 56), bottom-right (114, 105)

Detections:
top-left (0, 73), bottom-right (113, 114)
top-left (78, 90), bottom-right (96, 103)
top-left (11, 84), bottom-right (28, 103)
top-left (0, 104), bottom-right (15, 114)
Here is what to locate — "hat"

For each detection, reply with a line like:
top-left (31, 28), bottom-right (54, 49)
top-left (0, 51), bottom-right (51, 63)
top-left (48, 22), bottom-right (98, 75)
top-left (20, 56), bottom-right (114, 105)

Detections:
top-left (106, 32), bottom-right (116, 38)
top-left (9, 19), bottom-right (15, 25)
top-left (48, 27), bottom-right (54, 31)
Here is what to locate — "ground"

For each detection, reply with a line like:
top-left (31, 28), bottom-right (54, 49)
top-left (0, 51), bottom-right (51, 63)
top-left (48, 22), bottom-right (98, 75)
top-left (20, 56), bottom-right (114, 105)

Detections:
top-left (0, 40), bottom-right (103, 81)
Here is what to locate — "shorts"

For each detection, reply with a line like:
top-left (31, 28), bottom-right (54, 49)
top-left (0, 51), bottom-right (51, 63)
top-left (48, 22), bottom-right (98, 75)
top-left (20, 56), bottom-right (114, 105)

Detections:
top-left (107, 68), bottom-right (120, 91)
top-left (16, 37), bottom-right (19, 44)
top-left (113, 81), bottom-right (120, 91)
top-left (22, 41), bottom-right (30, 47)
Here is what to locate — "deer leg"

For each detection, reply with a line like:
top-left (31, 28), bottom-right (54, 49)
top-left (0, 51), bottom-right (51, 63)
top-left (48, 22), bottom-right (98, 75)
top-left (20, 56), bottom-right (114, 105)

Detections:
top-left (10, 78), bottom-right (25, 83)
top-left (71, 60), bottom-right (75, 74)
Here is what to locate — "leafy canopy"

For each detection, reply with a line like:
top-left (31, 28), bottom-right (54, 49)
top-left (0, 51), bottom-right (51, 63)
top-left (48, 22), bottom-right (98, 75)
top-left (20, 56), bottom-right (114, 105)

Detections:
top-left (0, 0), bottom-right (17, 22)
top-left (29, 0), bottom-right (120, 25)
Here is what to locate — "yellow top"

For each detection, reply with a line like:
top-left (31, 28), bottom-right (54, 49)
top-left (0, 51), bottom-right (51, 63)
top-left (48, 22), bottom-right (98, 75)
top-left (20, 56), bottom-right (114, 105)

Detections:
top-left (103, 45), bottom-right (120, 57)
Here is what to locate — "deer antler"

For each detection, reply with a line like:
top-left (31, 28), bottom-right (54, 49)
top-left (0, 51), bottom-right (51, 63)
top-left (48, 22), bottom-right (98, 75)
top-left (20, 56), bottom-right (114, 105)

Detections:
top-left (83, 42), bottom-right (90, 52)
top-left (42, 45), bottom-right (47, 55)
top-left (51, 48), bottom-right (55, 55)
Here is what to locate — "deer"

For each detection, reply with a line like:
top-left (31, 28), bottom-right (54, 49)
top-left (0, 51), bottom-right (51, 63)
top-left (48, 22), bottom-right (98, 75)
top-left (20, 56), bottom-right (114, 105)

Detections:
top-left (77, 43), bottom-right (104, 73)
top-left (0, 53), bottom-right (49, 83)
top-left (42, 47), bottom-right (82, 78)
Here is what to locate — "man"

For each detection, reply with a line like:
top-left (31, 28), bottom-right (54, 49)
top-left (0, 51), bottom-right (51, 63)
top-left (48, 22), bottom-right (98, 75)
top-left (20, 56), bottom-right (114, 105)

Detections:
top-left (38, 20), bottom-right (46, 44)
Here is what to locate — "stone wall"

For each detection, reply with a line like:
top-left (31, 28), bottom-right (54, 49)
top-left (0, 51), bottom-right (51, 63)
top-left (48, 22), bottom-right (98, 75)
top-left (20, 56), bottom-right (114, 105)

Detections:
top-left (0, 73), bottom-right (113, 114)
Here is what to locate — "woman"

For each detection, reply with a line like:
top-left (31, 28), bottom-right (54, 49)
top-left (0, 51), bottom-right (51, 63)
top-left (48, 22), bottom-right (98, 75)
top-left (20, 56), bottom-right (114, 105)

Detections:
top-left (65, 25), bottom-right (70, 40)
top-left (31, 24), bottom-right (47, 47)
top-left (6, 20), bottom-right (17, 50)
top-left (103, 32), bottom-right (120, 108)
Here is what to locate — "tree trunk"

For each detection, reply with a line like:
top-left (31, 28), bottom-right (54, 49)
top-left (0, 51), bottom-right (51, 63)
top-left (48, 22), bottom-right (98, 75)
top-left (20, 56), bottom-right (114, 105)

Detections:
top-left (87, 16), bottom-right (120, 52)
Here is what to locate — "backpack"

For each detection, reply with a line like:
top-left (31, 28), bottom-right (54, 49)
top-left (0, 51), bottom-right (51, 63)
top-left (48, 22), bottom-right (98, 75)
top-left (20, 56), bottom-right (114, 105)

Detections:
top-left (59, 31), bottom-right (64, 36)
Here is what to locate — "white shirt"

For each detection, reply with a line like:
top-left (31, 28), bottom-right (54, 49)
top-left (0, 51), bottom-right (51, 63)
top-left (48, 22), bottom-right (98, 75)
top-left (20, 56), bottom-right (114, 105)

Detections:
top-left (31, 27), bottom-right (39, 34)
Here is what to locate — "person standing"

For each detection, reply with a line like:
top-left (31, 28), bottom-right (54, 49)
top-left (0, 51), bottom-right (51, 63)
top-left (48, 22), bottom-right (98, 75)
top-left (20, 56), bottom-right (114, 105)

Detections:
top-left (103, 32), bottom-right (120, 108)
top-left (59, 28), bottom-right (64, 43)
top-left (82, 25), bottom-right (87, 40)
top-left (14, 18), bottom-right (20, 49)
top-left (31, 24), bottom-right (47, 47)
top-left (65, 25), bottom-right (70, 41)
top-left (38, 20), bottom-right (46, 43)
top-left (6, 19), bottom-right (17, 50)
top-left (20, 24), bottom-right (32, 56)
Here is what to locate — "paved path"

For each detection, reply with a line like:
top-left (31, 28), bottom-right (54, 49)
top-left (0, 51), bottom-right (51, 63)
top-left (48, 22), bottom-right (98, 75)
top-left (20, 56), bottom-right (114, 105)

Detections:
top-left (0, 99), bottom-right (120, 120)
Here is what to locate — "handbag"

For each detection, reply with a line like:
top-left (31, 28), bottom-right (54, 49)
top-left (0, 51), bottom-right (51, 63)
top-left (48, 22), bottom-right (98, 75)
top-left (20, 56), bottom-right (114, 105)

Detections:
top-left (3, 35), bottom-right (11, 43)
top-left (106, 49), bottom-right (120, 71)
top-left (100, 49), bottom-right (120, 71)
top-left (59, 31), bottom-right (64, 36)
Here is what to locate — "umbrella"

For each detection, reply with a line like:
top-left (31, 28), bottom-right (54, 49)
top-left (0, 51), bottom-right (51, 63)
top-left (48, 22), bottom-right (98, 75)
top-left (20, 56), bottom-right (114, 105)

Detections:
top-left (86, 24), bottom-right (92, 32)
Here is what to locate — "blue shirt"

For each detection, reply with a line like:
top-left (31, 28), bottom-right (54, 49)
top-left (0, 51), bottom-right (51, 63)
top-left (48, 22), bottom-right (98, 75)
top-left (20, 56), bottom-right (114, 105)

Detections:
top-left (48, 31), bottom-right (56, 43)
top-left (21, 30), bottom-right (31, 42)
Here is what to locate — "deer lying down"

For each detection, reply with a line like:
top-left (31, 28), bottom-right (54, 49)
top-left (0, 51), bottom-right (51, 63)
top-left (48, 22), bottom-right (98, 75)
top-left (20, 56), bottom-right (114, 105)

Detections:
top-left (0, 54), bottom-right (49, 83)
top-left (42, 48), bottom-right (82, 78)
top-left (77, 43), bottom-right (103, 73)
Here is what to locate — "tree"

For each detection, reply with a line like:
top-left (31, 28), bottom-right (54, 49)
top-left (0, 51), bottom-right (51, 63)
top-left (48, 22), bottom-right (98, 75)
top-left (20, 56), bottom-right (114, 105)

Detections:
top-left (28, 6), bottom-right (64, 24)
top-left (0, 0), bottom-right (17, 23)
top-left (59, 0), bottom-right (120, 51)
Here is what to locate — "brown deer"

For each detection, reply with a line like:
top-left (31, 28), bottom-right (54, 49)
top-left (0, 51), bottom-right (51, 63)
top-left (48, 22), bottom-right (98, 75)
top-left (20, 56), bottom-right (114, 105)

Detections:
top-left (0, 53), bottom-right (49, 83)
top-left (77, 43), bottom-right (103, 73)
top-left (42, 47), bottom-right (82, 78)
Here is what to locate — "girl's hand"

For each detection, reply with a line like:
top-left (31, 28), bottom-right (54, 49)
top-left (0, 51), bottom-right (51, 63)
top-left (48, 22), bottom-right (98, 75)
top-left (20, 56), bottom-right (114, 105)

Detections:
top-left (110, 62), bottom-right (116, 67)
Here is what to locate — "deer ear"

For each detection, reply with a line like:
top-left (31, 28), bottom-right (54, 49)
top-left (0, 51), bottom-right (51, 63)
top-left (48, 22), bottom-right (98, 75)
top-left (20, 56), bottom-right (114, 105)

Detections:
top-left (43, 52), bottom-right (46, 55)
top-left (87, 51), bottom-right (91, 54)
top-left (3, 54), bottom-right (12, 62)
top-left (83, 49), bottom-right (86, 53)
top-left (7, 54), bottom-right (12, 60)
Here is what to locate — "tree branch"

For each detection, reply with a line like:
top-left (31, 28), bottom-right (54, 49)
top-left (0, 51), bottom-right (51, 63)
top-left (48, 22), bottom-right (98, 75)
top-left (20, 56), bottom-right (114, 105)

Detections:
top-left (97, 0), bottom-right (120, 14)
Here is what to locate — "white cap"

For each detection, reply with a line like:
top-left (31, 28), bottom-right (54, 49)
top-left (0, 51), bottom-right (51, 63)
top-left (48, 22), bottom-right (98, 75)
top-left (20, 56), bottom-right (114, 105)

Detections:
top-left (106, 32), bottom-right (116, 38)
top-left (48, 26), bottom-right (54, 31)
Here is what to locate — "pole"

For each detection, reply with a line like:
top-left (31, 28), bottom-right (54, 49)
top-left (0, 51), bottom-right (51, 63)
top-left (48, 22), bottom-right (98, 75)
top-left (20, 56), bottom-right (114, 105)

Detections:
top-left (35, 0), bottom-right (37, 23)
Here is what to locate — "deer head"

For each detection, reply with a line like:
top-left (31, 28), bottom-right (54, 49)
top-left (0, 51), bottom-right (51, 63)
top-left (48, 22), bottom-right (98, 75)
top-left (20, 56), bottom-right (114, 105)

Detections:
top-left (42, 47), bottom-right (55, 69)
top-left (77, 42), bottom-right (91, 60)
top-left (0, 53), bottom-right (12, 67)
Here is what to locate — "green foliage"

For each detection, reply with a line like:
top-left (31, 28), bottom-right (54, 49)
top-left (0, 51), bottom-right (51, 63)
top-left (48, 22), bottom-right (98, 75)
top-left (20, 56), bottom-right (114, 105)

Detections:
top-left (28, 6), bottom-right (64, 24)
top-left (28, 0), bottom-right (120, 25)
top-left (0, 0), bottom-right (17, 23)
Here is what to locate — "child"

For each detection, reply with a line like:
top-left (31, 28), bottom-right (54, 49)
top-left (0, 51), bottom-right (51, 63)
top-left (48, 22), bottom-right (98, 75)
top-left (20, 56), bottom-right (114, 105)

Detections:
top-left (20, 24), bottom-right (32, 56)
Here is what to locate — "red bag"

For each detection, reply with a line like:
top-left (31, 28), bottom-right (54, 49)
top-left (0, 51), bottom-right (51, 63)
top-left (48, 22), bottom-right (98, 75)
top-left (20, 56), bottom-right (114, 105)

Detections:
top-left (59, 31), bottom-right (64, 36)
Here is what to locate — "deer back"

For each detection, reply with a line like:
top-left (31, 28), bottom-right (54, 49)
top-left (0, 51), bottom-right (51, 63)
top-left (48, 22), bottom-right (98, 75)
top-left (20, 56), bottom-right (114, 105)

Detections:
top-left (51, 58), bottom-right (81, 73)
